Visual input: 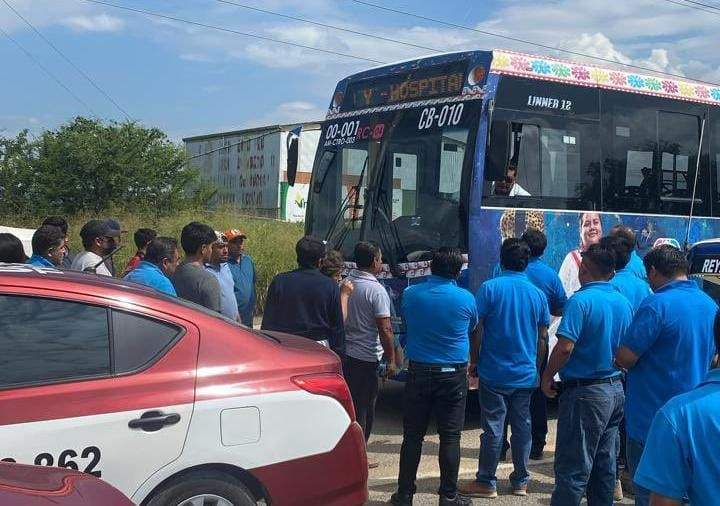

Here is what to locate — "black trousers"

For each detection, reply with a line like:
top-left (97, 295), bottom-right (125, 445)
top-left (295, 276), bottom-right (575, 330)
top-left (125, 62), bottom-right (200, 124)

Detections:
top-left (397, 365), bottom-right (468, 498)
top-left (344, 355), bottom-right (379, 442)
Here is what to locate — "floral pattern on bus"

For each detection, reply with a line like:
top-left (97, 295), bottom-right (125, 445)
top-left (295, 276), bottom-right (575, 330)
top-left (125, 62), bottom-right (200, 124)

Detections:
top-left (490, 50), bottom-right (720, 106)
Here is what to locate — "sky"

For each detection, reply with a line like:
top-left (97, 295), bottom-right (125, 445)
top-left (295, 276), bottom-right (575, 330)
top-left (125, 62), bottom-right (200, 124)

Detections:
top-left (1, 0), bottom-right (719, 141)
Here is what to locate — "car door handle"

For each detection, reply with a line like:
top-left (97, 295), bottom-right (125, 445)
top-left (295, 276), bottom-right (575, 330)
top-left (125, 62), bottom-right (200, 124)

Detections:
top-left (128, 410), bottom-right (181, 432)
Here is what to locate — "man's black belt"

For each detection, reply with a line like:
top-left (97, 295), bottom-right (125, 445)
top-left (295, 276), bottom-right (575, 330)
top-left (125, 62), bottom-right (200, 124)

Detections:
top-left (409, 361), bottom-right (467, 372)
top-left (561, 376), bottom-right (621, 389)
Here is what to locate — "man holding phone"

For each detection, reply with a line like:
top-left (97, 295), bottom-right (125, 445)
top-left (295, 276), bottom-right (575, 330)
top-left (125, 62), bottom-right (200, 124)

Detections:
top-left (541, 243), bottom-right (633, 505)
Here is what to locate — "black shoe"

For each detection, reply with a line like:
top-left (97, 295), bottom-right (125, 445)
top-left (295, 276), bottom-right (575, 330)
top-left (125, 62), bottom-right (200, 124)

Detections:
top-left (529, 445), bottom-right (544, 460)
top-left (439, 494), bottom-right (473, 506)
top-left (389, 492), bottom-right (413, 505)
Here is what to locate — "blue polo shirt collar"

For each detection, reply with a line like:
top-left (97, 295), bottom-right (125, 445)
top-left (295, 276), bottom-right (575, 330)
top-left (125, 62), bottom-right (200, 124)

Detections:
top-left (577, 280), bottom-right (615, 293)
top-left (655, 278), bottom-right (694, 293)
top-left (426, 275), bottom-right (456, 285)
top-left (28, 254), bottom-right (54, 267)
top-left (699, 368), bottom-right (720, 386)
top-left (500, 270), bottom-right (527, 279)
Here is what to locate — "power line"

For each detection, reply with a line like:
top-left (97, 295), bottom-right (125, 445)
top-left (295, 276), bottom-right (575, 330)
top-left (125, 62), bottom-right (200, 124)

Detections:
top-left (0, 25), bottom-right (97, 116)
top-left (214, 0), bottom-right (444, 54)
top-left (658, 0), bottom-right (720, 14)
top-left (349, 0), bottom-right (720, 87)
top-left (1, 0), bottom-right (133, 121)
top-left (675, 0), bottom-right (720, 12)
top-left (76, 0), bottom-right (386, 64)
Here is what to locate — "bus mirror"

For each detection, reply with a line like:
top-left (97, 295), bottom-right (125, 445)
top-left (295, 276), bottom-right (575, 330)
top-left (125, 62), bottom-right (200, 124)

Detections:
top-left (486, 121), bottom-right (510, 181)
top-left (286, 128), bottom-right (301, 186)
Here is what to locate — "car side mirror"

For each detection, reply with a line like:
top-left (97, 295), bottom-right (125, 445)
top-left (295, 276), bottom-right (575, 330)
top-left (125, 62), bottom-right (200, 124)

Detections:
top-left (287, 131), bottom-right (300, 187)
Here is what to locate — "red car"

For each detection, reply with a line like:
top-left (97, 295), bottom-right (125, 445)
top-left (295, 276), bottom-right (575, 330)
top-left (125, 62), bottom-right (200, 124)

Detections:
top-left (0, 264), bottom-right (368, 505)
top-left (0, 462), bottom-right (132, 505)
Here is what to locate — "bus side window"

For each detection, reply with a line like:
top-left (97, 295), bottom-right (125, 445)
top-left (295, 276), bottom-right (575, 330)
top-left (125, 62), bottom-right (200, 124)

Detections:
top-left (603, 105), bottom-right (658, 213)
top-left (657, 111), bottom-right (706, 217)
top-left (714, 120), bottom-right (720, 217)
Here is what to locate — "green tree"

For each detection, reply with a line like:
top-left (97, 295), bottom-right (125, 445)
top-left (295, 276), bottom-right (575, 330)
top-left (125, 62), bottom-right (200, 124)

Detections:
top-left (0, 130), bottom-right (40, 215)
top-left (30, 117), bottom-right (213, 215)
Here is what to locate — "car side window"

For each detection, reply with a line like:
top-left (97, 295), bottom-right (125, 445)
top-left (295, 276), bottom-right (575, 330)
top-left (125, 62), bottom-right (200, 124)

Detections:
top-left (0, 295), bottom-right (110, 388)
top-left (112, 310), bottom-right (182, 374)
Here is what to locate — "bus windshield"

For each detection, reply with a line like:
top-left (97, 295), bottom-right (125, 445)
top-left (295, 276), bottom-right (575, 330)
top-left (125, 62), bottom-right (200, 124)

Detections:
top-left (307, 99), bottom-right (482, 262)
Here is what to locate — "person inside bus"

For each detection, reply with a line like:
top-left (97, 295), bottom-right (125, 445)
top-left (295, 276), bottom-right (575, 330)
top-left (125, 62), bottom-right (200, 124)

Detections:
top-left (493, 164), bottom-right (531, 197)
top-left (558, 212), bottom-right (603, 297)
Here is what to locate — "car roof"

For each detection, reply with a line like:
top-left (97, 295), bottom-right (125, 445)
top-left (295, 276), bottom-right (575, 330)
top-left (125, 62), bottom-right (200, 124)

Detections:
top-left (0, 263), bottom-right (162, 297)
top-left (0, 263), bottom-right (235, 326)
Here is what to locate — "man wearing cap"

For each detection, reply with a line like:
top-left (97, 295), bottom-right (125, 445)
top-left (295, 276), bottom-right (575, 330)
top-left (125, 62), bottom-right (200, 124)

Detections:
top-left (70, 219), bottom-right (120, 276)
top-left (225, 229), bottom-right (256, 327)
top-left (205, 231), bottom-right (240, 321)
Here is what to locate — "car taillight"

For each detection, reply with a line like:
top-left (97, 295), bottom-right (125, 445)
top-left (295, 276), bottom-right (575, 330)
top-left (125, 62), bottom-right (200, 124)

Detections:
top-left (292, 373), bottom-right (356, 422)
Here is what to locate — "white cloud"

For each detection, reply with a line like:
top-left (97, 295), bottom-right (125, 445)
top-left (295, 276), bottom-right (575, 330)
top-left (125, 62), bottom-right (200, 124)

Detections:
top-left (243, 100), bottom-right (325, 128)
top-left (61, 14), bottom-right (124, 33)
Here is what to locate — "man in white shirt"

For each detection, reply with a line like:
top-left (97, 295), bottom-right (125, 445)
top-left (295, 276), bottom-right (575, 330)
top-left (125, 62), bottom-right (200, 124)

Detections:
top-left (205, 231), bottom-right (240, 321)
top-left (70, 220), bottom-right (120, 276)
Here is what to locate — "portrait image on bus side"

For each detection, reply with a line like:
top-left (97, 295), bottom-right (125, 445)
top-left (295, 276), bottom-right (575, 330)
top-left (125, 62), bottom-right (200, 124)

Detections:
top-left (303, 48), bottom-right (720, 301)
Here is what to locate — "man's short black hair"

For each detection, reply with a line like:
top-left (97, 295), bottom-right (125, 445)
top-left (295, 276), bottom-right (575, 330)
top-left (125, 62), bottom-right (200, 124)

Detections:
top-left (134, 228), bottom-right (157, 250)
top-left (521, 228), bottom-right (547, 258)
top-left (500, 238), bottom-right (530, 272)
top-left (581, 243), bottom-right (616, 278)
top-left (354, 241), bottom-right (381, 269)
top-left (296, 236), bottom-right (326, 268)
top-left (145, 237), bottom-right (178, 265)
top-left (431, 247), bottom-right (464, 279)
top-left (600, 235), bottom-right (632, 270)
top-left (610, 225), bottom-right (637, 248)
top-left (180, 222), bottom-right (216, 255)
top-left (32, 225), bottom-right (65, 257)
top-left (643, 244), bottom-right (688, 278)
top-left (41, 216), bottom-right (68, 236)
top-left (0, 233), bottom-right (27, 263)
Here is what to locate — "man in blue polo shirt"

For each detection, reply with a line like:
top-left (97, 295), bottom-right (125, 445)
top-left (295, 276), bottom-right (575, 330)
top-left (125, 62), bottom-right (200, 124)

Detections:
top-left (615, 245), bottom-right (717, 506)
top-left (390, 248), bottom-right (477, 506)
top-left (601, 235), bottom-right (651, 313)
top-left (459, 238), bottom-right (549, 499)
top-left (632, 312), bottom-right (720, 505)
top-left (611, 225), bottom-right (646, 280)
top-left (542, 243), bottom-right (633, 505)
top-left (28, 225), bottom-right (66, 268)
top-left (123, 237), bottom-right (179, 297)
top-left (521, 228), bottom-right (566, 460)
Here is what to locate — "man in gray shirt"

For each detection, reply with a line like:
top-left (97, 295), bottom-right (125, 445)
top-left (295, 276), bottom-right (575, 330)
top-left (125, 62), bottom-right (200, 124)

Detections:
top-left (172, 222), bottom-right (221, 313)
top-left (345, 241), bottom-right (396, 443)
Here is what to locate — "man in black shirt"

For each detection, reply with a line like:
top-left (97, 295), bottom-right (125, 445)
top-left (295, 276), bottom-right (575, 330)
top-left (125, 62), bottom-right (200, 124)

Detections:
top-left (262, 236), bottom-right (345, 357)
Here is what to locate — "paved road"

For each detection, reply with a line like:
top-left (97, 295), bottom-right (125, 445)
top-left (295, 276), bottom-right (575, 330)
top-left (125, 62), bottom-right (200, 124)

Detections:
top-left (366, 381), bottom-right (633, 505)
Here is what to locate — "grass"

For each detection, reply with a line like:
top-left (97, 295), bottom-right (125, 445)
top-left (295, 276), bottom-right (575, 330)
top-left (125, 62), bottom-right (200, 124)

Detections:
top-left (4, 209), bottom-right (304, 313)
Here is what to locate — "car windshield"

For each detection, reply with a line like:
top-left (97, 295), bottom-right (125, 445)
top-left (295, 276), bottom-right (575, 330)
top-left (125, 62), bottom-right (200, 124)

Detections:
top-left (306, 99), bottom-right (482, 262)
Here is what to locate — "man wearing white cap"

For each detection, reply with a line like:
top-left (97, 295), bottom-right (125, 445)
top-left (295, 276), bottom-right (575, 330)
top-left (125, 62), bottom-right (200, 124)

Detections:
top-left (205, 231), bottom-right (240, 321)
top-left (225, 228), bottom-right (256, 327)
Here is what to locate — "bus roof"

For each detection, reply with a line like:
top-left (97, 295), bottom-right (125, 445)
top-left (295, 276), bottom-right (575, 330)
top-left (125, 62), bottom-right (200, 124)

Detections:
top-left (342, 49), bottom-right (720, 108)
top-left (489, 49), bottom-right (720, 107)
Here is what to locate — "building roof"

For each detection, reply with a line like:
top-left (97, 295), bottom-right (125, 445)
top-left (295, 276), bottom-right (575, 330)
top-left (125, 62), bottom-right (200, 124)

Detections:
top-left (182, 121), bottom-right (322, 143)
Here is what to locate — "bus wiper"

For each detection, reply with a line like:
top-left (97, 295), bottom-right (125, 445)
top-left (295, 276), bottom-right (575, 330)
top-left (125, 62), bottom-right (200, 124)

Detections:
top-left (324, 155), bottom-right (369, 247)
top-left (374, 186), bottom-right (407, 270)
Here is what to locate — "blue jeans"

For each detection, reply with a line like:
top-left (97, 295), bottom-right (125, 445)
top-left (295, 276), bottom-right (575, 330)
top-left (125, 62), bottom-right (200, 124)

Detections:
top-left (476, 383), bottom-right (533, 489)
top-left (551, 379), bottom-right (624, 506)
top-left (626, 437), bottom-right (651, 506)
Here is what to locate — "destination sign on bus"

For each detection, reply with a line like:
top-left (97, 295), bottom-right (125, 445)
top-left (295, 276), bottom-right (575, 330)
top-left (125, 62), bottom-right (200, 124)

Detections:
top-left (343, 62), bottom-right (468, 110)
